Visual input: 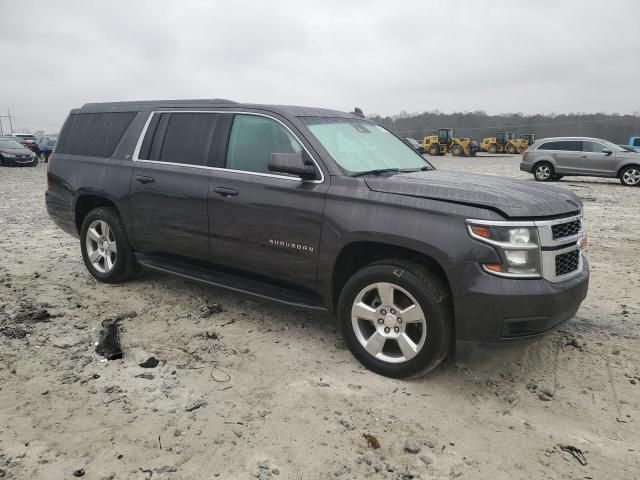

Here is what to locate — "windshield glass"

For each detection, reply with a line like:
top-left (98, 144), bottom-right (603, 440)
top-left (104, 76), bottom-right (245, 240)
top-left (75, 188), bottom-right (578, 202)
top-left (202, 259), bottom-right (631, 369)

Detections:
top-left (0, 140), bottom-right (24, 149)
top-left (302, 117), bottom-right (431, 174)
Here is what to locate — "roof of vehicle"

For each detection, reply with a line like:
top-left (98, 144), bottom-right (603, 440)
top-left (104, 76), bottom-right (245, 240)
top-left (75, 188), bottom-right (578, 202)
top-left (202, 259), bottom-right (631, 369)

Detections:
top-left (73, 99), bottom-right (361, 119)
top-left (533, 136), bottom-right (614, 143)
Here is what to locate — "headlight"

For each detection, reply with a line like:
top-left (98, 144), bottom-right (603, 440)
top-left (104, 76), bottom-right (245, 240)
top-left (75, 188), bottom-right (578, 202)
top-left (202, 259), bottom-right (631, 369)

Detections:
top-left (467, 222), bottom-right (541, 278)
top-left (3, 153), bottom-right (16, 158)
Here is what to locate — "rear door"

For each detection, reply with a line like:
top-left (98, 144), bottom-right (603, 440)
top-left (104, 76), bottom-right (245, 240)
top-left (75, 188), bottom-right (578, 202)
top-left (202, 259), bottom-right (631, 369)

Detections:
top-left (129, 111), bottom-right (220, 259)
top-left (580, 140), bottom-right (618, 176)
top-left (540, 140), bottom-right (582, 174)
top-left (207, 112), bottom-right (328, 291)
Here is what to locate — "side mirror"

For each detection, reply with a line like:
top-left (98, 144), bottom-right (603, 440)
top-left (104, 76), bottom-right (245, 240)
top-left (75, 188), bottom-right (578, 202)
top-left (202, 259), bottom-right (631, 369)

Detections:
top-left (602, 148), bottom-right (613, 156)
top-left (268, 151), bottom-right (318, 180)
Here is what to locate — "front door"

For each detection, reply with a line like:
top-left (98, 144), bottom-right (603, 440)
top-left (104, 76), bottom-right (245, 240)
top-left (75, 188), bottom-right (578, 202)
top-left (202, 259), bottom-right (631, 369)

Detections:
top-left (208, 113), bottom-right (328, 291)
top-left (129, 111), bottom-right (220, 259)
top-left (580, 140), bottom-right (617, 175)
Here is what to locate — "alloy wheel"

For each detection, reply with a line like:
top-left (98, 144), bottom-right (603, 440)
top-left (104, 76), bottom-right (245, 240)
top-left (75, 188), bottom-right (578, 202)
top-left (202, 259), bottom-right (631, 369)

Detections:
top-left (535, 165), bottom-right (551, 180)
top-left (622, 168), bottom-right (640, 186)
top-left (85, 220), bottom-right (117, 273)
top-left (351, 282), bottom-right (427, 364)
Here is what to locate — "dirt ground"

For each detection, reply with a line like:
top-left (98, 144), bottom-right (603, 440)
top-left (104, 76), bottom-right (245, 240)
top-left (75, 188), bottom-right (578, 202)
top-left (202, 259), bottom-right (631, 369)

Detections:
top-left (0, 154), bottom-right (639, 480)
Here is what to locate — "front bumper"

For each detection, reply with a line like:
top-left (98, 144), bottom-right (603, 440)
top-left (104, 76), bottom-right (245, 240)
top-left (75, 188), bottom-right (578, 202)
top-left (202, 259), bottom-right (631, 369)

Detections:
top-left (2, 156), bottom-right (36, 166)
top-left (446, 256), bottom-right (589, 342)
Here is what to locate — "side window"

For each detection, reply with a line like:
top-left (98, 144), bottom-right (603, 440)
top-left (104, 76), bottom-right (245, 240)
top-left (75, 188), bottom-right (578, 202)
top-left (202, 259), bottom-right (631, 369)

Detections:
top-left (56, 112), bottom-right (136, 157)
top-left (633, 138), bottom-right (640, 147)
top-left (582, 141), bottom-right (606, 153)
top-left (556, 141), bottom-right (582, 151)
top-left (139, 112), bottom-right (219, 166)
top-left (226, 114), bottom-right (302, 174)
top-left (539, 142), bottom-right (558, 151)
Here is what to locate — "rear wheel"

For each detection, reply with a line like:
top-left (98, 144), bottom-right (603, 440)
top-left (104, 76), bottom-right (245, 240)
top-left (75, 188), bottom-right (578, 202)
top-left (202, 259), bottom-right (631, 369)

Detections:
top-left (620, 166), bottom-right (640, 186)
top-left (450, 145), bottom-right (463, 156)
top-left (428, 145), bottom-right (439, 156)
top-left (80, 207), bottom-right (140, 283)
top-left (338, 260), bottom-right (451, 378)
top-left (533, 162), bottom-right (554, 181)
top-left (506, 144), bottom-right (517, 154)
top-left (488, 144), bottom-right (497, 154)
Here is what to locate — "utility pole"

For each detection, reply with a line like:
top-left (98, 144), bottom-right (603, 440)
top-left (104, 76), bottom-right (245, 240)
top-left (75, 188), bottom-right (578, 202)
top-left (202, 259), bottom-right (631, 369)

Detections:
top-left (8, 109), bottom-right (13, 134)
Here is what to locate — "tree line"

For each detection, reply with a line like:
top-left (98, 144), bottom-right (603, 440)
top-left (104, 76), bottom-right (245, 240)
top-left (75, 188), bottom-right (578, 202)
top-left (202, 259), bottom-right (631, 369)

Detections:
top-left (369, 111), bottom-right (640, 144)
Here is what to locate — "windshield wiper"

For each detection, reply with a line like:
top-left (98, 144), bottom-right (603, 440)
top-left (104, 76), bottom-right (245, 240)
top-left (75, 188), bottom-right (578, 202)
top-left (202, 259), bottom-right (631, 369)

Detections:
top-left (350, 168), bottom-right (401, 177)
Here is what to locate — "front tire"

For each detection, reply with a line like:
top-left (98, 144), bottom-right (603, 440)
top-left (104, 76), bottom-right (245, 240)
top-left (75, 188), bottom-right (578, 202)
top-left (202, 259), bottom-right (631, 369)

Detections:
top-left (338, 260), bottom-right (452, 378)
top-left (450, 145), bottom-right (463, 157)
top-left (428, 145), bottom-right (439, 156)
top-left (80, 207), bottom-right (139, 283)
top-left (506, 144), bottom-right (517, 154)
top-left (620, 166), bottom-right (640, 187)
top-left (533, 162), bottom-right (554, 182)
top-left (488, 144), bottom-right (497, 154)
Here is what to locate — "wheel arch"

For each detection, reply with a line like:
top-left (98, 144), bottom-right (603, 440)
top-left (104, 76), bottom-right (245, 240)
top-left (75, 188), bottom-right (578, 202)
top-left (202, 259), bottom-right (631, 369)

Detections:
top-left (617, 162), bottom-right (640, 177)
top-left (74, 193), bottom-right (120, 234)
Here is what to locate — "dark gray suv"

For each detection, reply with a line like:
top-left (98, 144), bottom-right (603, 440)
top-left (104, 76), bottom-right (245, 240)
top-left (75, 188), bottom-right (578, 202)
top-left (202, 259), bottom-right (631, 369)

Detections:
top-left (520, 137), bottom-right (640, 186)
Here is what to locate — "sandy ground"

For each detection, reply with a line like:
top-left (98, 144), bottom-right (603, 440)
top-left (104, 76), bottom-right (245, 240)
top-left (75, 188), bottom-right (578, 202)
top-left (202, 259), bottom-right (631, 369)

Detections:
top-left (0, 154), bottom-right (639, 480)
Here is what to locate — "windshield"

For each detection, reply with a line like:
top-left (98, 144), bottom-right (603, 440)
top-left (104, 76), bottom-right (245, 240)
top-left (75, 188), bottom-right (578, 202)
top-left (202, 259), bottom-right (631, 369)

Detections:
top-left (0, 140), bottom-right (24, 149)
top-left (302, 117), bottom-right (431, 174)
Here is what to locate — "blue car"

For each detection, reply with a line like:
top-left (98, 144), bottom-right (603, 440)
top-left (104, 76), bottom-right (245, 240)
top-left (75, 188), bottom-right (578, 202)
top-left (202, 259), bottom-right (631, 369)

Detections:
top-left (628, 136), bottom-right (640, 153)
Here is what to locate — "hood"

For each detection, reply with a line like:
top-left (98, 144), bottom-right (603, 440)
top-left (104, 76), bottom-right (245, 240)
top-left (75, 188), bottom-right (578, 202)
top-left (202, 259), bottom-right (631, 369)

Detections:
top-left (0, 147), bottom-right (33, 156)
top-left (364, 170), bottom-right (582, 218)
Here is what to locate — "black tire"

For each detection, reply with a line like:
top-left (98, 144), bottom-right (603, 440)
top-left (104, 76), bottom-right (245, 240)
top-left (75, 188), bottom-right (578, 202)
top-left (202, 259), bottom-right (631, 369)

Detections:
top-left (428, 145), bottom-right (439, 156)
top-left (506, 144), bottom-right (517, 154)
top-left (533, 161), bottom-right (554, 182)
top-left (450, 145), bottom-right (463, 157)
top-left (619, 166), bottom-right (640, 187)
top-left (80, 207), bottom-right (140, 283)
top-left (338, 259), bottom-right (452, 379)
top-left (31, 156), bottom-right (39, 167)
top-left (488, 144), bottom-right (497, 154)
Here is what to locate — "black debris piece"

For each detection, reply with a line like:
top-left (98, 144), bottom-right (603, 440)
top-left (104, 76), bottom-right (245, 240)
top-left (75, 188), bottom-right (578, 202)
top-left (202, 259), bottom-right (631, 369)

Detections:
top-left (139, 357), bottom-right (160, 368)
top-left (559, 444), bottom-right (587, 466)
top-left (73, 468), bottom-right (85, 477)
top-left (136, 373), bottom-right (155, 380)
top-left (96, 319), bottom-right (123, 360)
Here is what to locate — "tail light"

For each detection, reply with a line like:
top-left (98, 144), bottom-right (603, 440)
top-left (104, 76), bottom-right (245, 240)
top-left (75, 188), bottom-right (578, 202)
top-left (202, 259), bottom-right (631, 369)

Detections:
top-left (46, 154), bottom-right (53, 190)
top-left (522, 151), bottom-right (529, 159)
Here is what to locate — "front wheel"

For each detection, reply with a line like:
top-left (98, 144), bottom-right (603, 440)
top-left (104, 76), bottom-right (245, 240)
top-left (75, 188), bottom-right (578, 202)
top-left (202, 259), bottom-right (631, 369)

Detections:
top-left (338, 260), bottom-right (452, 378)
top-left (488, 144), bottom-right (497, 154)
top-left (428, 145), bottom-right (439, 156)
top-left (450, 145), bottom-right (463, 156)
top-left (620, 166), bottom-right (640, 187)
top-left (80, 207), bottom-right (140, 283)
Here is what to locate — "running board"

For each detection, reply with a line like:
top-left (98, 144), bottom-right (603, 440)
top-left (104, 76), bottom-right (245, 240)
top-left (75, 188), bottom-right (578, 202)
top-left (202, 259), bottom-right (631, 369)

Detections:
top-left (136, 254), bottom-right (328, 311)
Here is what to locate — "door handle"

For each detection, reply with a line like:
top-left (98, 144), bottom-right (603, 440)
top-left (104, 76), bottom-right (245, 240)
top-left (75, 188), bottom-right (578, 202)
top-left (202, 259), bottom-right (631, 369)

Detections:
top-left (214, 187), bottom-right (238, 197)
top-left (135, 175), bottom-right (155, 184)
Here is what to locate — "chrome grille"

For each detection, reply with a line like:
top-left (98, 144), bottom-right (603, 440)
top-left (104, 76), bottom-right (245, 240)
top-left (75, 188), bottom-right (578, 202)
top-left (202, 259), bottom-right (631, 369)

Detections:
top-left (551, 219), bottom-right (581, 240)
top-left (555, 250), bottom-right (580, 277)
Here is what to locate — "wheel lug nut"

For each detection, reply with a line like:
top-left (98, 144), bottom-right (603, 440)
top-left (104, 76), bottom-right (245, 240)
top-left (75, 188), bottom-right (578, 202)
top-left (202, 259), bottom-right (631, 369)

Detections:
top-left (384, 327), bottom-right (390, 334)
top-left (380, 309), bottom-right (386, 315)
top-left (394, 327), bottom-right (400, 333)
top-left (377, 318), bottom-right (384, 324)
top-left (390, 309), bottom-right (396, 315)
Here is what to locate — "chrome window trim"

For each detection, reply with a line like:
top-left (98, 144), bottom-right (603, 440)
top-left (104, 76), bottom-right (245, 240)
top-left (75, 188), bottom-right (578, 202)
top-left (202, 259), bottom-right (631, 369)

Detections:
top-left (131, 110), bottom-right (325, 184)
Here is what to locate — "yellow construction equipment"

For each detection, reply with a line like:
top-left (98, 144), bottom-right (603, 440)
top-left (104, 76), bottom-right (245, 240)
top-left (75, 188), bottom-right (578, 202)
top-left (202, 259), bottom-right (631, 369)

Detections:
top-left (421, 128), bottom-right (476, 157)
top-left (480, 131), bottom-right (528, 154)
top-left (519, 133), bottom-right (536, 147)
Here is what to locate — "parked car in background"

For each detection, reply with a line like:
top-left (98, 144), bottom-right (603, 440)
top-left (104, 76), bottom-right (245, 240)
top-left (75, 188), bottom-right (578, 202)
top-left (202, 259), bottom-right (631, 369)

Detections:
top-left (11, 133), bottom-right (40, 156)
top-left (520, 137), bottom-right (640, 186)
top-left (628, 136), bottom-right (640, 153)
top-left (404, 137), bottom-right (424, 153)
top-left (37, 136), bottom-right (57, 161)
top-left (0, 137), bottom-right (38, 166)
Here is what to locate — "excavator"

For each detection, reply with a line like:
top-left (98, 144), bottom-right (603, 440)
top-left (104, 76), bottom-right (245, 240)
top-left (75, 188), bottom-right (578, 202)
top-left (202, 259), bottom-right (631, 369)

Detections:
top-left (421, 128), bottom-right (477, 157)
top-left (480, 131), bottom-right (528, 154)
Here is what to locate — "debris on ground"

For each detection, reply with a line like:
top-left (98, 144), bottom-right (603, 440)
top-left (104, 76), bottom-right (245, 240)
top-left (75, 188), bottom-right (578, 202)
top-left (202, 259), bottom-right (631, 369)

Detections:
top-left (404, 439), bottom-right (421, 454)
top-left (95, 319), bottom-right (123, 360)
top-left (363, 433), bottom-right (381, 449)
top-left (185, 399), bottom-right (208, 412)
top-left (72, 468), bottom-right (85, 477)
top-left (139, 356), bottom-right (160, 368)
top-left (558, 444), bottom-right (587, 466)
top-left (200, 303), bottom-right (224, 317)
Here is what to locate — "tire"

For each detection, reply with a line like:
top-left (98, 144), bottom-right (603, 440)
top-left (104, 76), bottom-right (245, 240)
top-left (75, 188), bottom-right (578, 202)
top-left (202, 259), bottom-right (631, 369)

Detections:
top-left (338, 259), bottom-right (452, 379)
top-left (428, 145), bottom-right (439, 156)
top-left (506, 144), bottom-right (517, 154)
top-left (533, 162), bottom-right (554, 182)
top-left (31, 157), bottom-right (39, 167)
top-left (450, 145), bottom-right (463, 157)
top-left (80, 207), bottom-right (140, 283)
top-left (488, 144), bottom-right (497, 154)
top-left (619, 166), bottom-right (640, 187)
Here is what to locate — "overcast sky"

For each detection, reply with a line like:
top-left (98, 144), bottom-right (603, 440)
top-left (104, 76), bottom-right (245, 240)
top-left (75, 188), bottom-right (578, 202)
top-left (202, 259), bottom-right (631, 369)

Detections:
top-left (1, 0), bottom-right (639, 133)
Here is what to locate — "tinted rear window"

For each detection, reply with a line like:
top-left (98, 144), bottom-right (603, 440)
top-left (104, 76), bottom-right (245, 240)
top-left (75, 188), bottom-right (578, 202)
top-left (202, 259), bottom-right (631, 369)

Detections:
top-left (56, 112), bottom-right (136, 157)
top-left (634, 138), bottom-right (640, 147)
top-left (538, 141), bottom-right (581, 152)
top-left (139, 112), bottom-right (219, 166)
